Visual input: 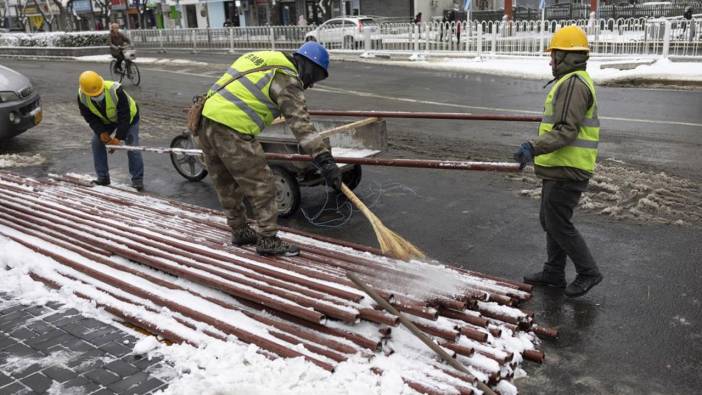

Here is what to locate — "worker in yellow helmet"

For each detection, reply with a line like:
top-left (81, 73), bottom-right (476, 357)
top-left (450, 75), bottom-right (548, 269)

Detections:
top-left (512, 25), bottom-right (603, 298)
top-left (77, 71), bottom-right (144, 191)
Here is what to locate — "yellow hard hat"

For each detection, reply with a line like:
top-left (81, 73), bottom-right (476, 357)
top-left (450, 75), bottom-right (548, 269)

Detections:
top-left (79, 71), bottom-right (105, 97)
top-left (546, 25), bottom-right (590, 52)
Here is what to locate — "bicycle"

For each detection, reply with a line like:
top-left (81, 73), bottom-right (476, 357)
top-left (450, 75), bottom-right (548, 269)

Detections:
top-left (109, 46), bottom-right (141, 86)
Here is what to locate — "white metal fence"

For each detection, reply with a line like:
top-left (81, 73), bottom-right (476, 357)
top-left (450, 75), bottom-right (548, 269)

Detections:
top-left (126, 18), bottom-right (701, 58)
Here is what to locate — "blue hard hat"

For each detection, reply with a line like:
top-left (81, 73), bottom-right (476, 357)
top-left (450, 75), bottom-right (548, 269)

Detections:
top-left (294, 41), bottom-right (329, 77)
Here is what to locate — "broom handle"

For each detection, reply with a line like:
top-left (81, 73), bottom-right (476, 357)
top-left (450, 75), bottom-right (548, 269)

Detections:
top-left (340, 183), bottom-right (377, 223)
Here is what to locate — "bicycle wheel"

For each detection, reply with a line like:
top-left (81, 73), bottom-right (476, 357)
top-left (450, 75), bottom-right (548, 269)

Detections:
top-left (127, 62), bottom-right (141, 86)
top-left (109, 60), bottom-right (117, 80)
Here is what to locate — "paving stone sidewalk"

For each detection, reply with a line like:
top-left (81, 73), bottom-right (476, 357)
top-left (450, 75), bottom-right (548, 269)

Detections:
top-left (0, 293), bottom-right (171, 394)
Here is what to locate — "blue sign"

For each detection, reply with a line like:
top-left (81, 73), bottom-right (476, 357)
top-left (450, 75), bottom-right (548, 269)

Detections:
top-left (72, 0), bottom-right (93, 13)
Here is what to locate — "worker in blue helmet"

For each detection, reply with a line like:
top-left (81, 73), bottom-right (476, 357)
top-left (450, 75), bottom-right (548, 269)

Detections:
top-left (197, 41), bottom-right (340, 256)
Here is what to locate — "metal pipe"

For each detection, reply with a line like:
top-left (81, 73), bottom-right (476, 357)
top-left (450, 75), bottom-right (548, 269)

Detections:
top-left (266, 153), bottom-right (521, 172)
top-left (0, 194), bottom-right (359, 324)
top-left (348, 273), bottom-right (497, 395)
top-left (106, 145), bottom-right (521, 173)
top-left (308, 110), bottom-right (542, 122)
top-left (0, 202), bottom-right (326, 326)
top-left (3, 230), bottom-right (336, 371)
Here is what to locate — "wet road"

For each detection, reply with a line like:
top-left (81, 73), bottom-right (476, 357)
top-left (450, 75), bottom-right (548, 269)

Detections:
top-left (1, 57), bottom-right (701, 394)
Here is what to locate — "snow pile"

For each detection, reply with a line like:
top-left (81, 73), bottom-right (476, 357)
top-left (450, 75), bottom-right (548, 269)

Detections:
top-left (0, 154), bottom-right (45, 168)
top-left (360, 55), bottom-right (702, 85)
top-left (511, 159), bottom-right (702, 225)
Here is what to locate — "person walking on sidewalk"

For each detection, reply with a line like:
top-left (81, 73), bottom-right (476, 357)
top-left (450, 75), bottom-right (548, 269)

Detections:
top-left (77, 70), bottom-right (144, 191)
top-left (513, 25), bottom-right (603, 298)
top-left (197, 42), bottom-right (341, 257)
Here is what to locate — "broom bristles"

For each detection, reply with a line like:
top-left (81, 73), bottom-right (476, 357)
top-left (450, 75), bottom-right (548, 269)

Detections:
top-left (341, 184), bottom-right (425, 261)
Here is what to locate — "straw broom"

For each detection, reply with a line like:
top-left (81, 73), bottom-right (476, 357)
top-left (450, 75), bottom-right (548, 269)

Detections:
top-left (340, 183), bottom-right (425, 261)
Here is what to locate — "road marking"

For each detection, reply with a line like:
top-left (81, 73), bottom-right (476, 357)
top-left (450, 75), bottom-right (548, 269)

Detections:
top-left (315, 85), bottom-right (702, 128)
top-left (143, 67), bottom-right (702, 128)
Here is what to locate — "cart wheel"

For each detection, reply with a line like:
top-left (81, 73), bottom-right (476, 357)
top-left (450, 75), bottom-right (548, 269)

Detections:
top-left (272, 166), bottom-right (300, 218)
top-left (170, 134), bottom-right (208, 182)
top-left (342, 164), bottom-right (362, 191)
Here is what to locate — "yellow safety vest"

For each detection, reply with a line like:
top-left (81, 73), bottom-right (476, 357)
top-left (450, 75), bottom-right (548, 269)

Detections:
top-left (535, 70), bottom-right (600, 173)
top-left (202, 51), bottom-right (299, 135)
top-left (78, 81), bottom-right (137, 125)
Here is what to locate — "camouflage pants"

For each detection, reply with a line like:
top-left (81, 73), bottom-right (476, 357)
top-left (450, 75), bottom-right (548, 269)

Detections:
top-left (197, 118), bottom-right (278, 236)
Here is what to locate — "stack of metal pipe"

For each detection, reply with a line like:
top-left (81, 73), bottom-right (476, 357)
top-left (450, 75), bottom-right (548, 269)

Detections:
top-left (0, 171), bottom-right (554, 394)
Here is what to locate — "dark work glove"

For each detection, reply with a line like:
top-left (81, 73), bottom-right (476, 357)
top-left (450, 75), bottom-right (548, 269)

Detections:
top-left (313, 151), bottom-right (341, 191)
top-left (513, 142), bottom-right (534, 170)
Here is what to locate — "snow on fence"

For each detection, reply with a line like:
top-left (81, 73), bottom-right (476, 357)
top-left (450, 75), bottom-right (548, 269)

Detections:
top-left (1, 18), bottom-right (699, 58)
top-left (125, 18), bottom-right (701, 58)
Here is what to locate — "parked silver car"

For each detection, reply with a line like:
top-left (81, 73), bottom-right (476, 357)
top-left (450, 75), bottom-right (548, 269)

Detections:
top-left (0, 65), bottom-right (42, 140)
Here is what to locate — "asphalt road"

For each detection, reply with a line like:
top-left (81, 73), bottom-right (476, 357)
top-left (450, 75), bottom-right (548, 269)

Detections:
top-left (1, 57), bottom-right (701, 394)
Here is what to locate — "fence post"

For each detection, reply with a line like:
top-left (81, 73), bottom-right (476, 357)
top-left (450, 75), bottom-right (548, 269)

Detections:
top-left (158, 29), bottom-right (166, 53)
top-left (477, 23), bottom-right (483, 57)
top-left (662, 20), bottom-right (671, 58)
top-left (491, 24), bottom-right (497, 55)
top-left (229, 27), bottom-right (235, 54)
top-left (269, 26), bottom-right (275, 50)
top-left (191, 29), bottom-right (198, 54)
top-left (364, 27), bottom-right (371, 51)
top-left (413, 24), bottom-right (419, 52)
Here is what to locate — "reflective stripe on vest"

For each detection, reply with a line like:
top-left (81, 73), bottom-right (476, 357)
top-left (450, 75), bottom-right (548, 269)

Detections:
top-left (201, 51), bottom-right (299, 136)
top-left (78, 81), bottom-right (137, 125)
top-left (534, 70), bottom-right (600, 173)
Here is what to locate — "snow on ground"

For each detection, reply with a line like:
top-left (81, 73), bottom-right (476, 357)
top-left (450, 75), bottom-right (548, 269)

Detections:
top-left (357, 55), bottom-right (702, 84)
top-left (0, 154), bottom-right (45, 168)
top-left (74, 54), bottom-right (208, 67)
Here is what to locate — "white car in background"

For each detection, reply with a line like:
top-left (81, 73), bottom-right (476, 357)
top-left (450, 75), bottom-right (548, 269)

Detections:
top-left (305, 17), bottom-right (381, 49)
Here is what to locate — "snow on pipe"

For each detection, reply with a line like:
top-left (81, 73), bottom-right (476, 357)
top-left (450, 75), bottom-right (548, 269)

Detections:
top-left (0, 189), bottom-right (407, 328)
top-left (308, 110), bottom-right (543, 122)
top-left (0, 174), bottom-right (549, 392)
top-left (27, 180), bottom-right (536, 318)
top-left (0, 229), bottom-right (336, 372)
top-left (42, 186), bottom-right (532, 328)
top-left (0, 199), bottom-right (328, 326)
top-left (0, 211), bottom-right (367, 357)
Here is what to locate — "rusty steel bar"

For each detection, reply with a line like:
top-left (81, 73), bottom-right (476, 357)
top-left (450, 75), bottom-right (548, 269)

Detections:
top-left (1, 230), bottom-right (335, 372)
top-left (532, 325), bottom-right (559, 338)
top-left (349, 273), bottom-right (497, 395)
top-left (439, 341), bottom-right (475, 358)
top-left (27, 273), bottom-right (196, 346)
top-left (308, 110), bottom-right (542, 122)
top-left (523, 349), bottom-right (545, 364)
top-left (458, 326), bottom-right (489, 343)
top-left (370, 368), bottom-right (460, 395)
top-left (0, 194), bottom-right (360, 324)
top-left (0, 202), bottom-right (326, 325)
top-left (438, 309), bottom-right (488, 328)
top-left (265, 153), bottom-right (521, 173)
top-left (14, 215), bottom-right (365, 357)
top-left (4, 185), bottom-right (526, 332)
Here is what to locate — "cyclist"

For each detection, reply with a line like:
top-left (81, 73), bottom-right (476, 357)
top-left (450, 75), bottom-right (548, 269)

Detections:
top-left (109, 22), bottom-right (131, 73)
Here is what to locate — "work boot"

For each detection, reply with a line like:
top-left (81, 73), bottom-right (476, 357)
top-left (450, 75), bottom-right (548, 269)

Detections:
top-left (256, 235), bottom-right (299, 257)
top-left (523, 270), bottom-right (566, 288)
top-left (565, 273), bottom-right (604, 298)
top-left (91, 177), bottom-right (110, 186)
top-left (231, 225), bottom-right (258, 247)
top-left (132, 179), bottom-right (144, 192)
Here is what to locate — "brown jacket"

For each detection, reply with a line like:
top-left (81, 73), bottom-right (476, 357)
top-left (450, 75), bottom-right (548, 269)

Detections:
top-left (531, 51), bottom-right (594, 181)
top-left (268, 65), bottom-right (329, 158)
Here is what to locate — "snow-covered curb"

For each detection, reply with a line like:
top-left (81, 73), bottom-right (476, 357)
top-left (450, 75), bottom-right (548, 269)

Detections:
top-left (74, 54), bottom-right (208, 67)
top-left (348, 55), bottom-right (702, 85)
